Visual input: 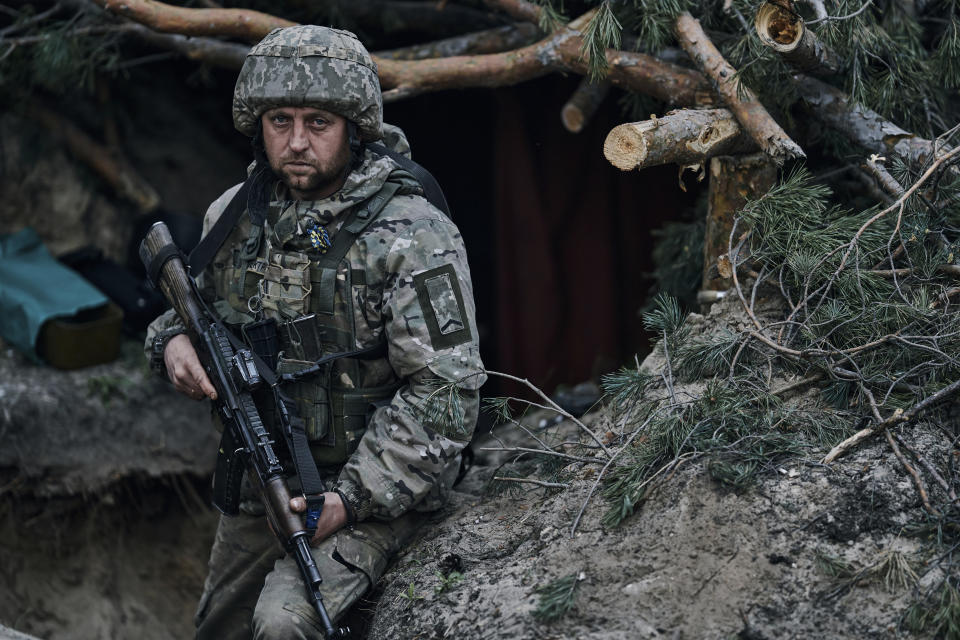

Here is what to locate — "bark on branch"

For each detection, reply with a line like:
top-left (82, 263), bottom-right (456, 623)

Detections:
top-left (561, 78), bottom-right (610, 134)
top-left (754, 2), bottom-right (839, 76)
top-left (377, 23), bottom-right (540, 60)
top-left (378, 10), bottom-right (715, 105)
top-left (481, 0), bottom-right (542, 25)
top-left (795, 74), bottom-right (954, 170)
top-left (603, 108), bottom-right (756, 171)
top-left (91, 0), bottom-right (295, 42)
top-left (674, 11), bottom-right (805, 165)
top-left (86, 1), bottom-right (713, 106)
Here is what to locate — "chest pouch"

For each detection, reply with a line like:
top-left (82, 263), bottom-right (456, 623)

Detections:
top-left (272, 179), bottom-right (403, 466)
top-left (259, 248), bottom-right (311, 320)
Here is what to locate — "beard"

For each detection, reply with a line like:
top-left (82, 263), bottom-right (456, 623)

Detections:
top-left (269, 143), bottom-right (351, 198)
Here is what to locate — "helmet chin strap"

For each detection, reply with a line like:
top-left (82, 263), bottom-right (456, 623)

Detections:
top-left (246, 121), bottom-right (274, 226)
top-left (347, 121), bottom-right (364, 172)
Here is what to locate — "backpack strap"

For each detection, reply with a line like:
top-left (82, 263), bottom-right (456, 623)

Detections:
top-left (189, 145), bottom-right (450, 277)
top-left (311, 180), bottom-right (401, 316)
top-left (367, 143), bottom-right (451, 217)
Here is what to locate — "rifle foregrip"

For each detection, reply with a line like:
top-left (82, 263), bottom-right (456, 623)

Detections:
top-left (264, 476), bottom-right (306, 540)
top-left (139, 221), bottom-right (207, 336)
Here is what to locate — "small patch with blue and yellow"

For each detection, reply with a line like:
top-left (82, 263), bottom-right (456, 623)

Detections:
top-left (307, 222), bottom-right (331, 253)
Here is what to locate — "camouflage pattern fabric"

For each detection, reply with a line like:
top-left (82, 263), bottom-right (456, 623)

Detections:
top-left (195, 476), bottom-right (424, 640)
top-left (233, 26), bottom-right (383, 141)
top-left (144, 122), bottom-right (485, 636)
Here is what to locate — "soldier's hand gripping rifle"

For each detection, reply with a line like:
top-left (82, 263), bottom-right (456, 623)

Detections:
top-left (140, 222), bottom-right (348, 639)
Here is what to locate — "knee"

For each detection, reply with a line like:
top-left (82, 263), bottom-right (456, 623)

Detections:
top-left (252, 600), bottom-right (322, 640)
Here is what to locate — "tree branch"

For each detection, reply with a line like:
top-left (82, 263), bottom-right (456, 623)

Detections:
top-left (90, 0), bottom-right (295, 42)
top-left (377, 22), bottom-right (540, 60)
top-left (795, 74), bottom-right (955, 170)
top-left (674, 11), bottom-right (805, 165)
top-left (561, 77), bottom-right (610, 134)
top-left (481, 0), bottom-right (542, 25)
top-left (377, 10), bottom-right (715, 105)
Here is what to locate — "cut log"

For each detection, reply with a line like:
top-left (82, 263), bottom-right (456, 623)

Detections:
top-left (675, 11), bottom-right (805, 165)
top-left (561, 78), bottom-right (611, 134)
top-left (603, 109), bottom-right (756, 171)
top-left (754, 2), bottom-right (839, 76)
top-left (794, 74), bottom-right (954, 170)
top-left (703, 153), bottom-right (777, 293)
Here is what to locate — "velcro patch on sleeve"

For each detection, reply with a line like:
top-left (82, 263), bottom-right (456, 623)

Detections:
top-left (413, 264), bottom-right (472, 350)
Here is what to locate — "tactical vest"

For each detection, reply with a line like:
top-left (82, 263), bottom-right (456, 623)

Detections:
top-left (217, 180), bottom-right (404, 467)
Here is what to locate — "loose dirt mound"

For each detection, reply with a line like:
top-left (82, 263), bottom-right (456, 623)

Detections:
top-left (367, 423), bottom-right (932, 639)
top-left (0, 338), bottom-right (219, 639)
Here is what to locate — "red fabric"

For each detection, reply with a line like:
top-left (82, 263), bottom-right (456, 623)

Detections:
top-left (493, 79), bottom-right (697, 392)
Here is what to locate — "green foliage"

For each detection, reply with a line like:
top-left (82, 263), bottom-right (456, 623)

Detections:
top-left (87, 375), bottom-right (130, 406)
top-left (0, 10), bottom-right (124, 98)
top-left (535, 0), bottom-right (568, 33)
top-left (434, 570), bottom-right (464, 595)
top-left (579, 1), bottom-right (622, 79)
top-left (533, 572), bottom-right (581, 621)
top-left (647, 214), bottom-right (705, 310)
top-left (396, 581), bottom-right (424, 606)
top-left (600, 379), bottom-right (853, 527)
top-left (416, 378), bottom-right (469, 437)
top-left (904, 578), bottom-right (960, 639)
top-left (814, 550), bottom-right (855, 579)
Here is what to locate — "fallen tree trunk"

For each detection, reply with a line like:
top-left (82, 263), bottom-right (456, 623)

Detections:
top-left (795, 74), bottom-right (954, 169)
top-left (675, 11), bottom-right (805, 165)
top-left (561, 78), bottom-right (610, 134)
top-left (603, 108), bottom-right (755, 171)
top-left (754, 2), bottom-right (839, 76)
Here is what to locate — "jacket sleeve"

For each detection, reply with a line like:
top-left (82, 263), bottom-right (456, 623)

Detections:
top-left (334, 211), bottom-right (486, 522)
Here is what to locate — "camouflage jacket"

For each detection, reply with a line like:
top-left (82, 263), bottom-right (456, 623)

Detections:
top-left (145, 130), bottom-right (485, 522)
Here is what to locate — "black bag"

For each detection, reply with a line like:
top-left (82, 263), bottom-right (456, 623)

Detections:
top-left (59, 247), bottom-right (167, 334)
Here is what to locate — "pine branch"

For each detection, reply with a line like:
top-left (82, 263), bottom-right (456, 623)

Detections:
top-left (674, 11), bottom-right (805, 165)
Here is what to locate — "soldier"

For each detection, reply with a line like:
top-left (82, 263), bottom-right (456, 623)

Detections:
top-left (144, 25), bottom-right (485, 639)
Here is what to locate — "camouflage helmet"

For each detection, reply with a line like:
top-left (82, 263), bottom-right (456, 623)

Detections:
top-left (232, 25), bottom-right (383, 141)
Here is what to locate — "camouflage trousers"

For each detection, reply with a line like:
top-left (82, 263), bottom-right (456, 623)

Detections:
top-left (195, 504), bottom-right (424, 639)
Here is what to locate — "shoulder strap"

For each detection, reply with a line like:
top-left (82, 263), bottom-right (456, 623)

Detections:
top-left (188, 181), bottom-right (250, 277)
top-left (366, 143), bottom-right (451, 217)
top-left (311, 180), bottom-right (401, 316)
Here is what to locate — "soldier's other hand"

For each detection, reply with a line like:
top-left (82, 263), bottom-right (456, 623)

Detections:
top-left (290, 491), bottom-right (347, 546)
top-left (165, 334), bottom-right (218, 401)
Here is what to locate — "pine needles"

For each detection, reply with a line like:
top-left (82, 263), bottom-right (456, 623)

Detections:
top-left (533, 572), bottom-right (582, 621)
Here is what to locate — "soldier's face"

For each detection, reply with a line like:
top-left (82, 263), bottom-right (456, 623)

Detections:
top-left (261, 107), bottom-right (351, 200)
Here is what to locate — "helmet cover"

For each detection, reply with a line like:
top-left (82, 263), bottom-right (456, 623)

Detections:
top-left (233, 25), bottom-right (383, 141)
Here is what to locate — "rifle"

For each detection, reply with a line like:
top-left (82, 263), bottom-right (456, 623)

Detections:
top-left (140, 221), bottom-right (348, 639)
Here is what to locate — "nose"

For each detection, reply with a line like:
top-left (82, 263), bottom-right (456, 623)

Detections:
top-left (289, 119), bottom-right (309, 153)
